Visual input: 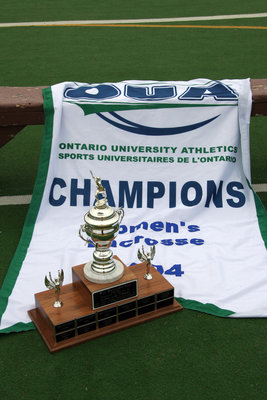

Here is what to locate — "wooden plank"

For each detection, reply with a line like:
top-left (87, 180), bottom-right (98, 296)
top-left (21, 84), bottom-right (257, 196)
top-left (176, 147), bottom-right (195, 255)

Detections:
top-left (0, 80), bottom-right (266, 125)
top-left (0, 80), bottom-right (266, 147)
top-left (0, 126), bottom-right (26, 147)
top-left (251, 79), bottom-right (267, 116)
top-left (0, 86), bottom-right (45, 126)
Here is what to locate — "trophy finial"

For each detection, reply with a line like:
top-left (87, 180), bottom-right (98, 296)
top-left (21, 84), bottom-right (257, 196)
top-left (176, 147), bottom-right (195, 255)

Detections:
top-left (44, 269), bottom-right (64, 307)
top-left (90, 170), bottom-right (107, 207)
top-left (137, 245), bottom-right (156, 280)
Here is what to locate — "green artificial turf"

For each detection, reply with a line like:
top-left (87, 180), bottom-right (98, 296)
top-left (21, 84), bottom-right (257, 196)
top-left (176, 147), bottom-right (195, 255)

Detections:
top-left (0, 2), bottom-right (267, 399)
top-left (0, 308), bottom-right (267, 400)
top-left (0, 126), bottom-right (43, 196)
top-left (0, 0), bottom-right (266, 23)
top-left (0, 25), bottom-right (267, 87)
top-left (250, 117), bottom-right (267, 184)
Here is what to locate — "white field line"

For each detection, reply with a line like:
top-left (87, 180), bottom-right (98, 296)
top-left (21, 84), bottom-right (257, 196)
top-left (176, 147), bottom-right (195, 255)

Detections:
top-left (0, 13), bottom-right (267, 28)
top-left (0, 184), bottom-right (266, 206)
top-left (0, 195), bottom-right (32, 205)
top-left (252, 183), bottom-right (267, 193)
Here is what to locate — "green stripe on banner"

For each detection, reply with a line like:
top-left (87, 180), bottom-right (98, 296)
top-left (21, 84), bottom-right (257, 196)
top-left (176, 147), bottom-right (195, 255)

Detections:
top-left (246, 179), bottom-right (267, 249)
top-left (69, 102), bottom-right (235, 116)
top-left (253, 192), bottom-right (267, 249)
top-left (177, 298), bottom-right (235, 317)
top-left (0, 87), bottom-right (54, 333)
top-left (0, 322), bottom-right (35, 333)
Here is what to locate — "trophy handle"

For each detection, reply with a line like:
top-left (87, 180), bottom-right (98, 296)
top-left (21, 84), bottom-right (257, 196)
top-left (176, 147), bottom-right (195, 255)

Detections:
top-left (79, 225), bottom-right (95, 247)
top-left (117, 207), bottom-right (124, 224)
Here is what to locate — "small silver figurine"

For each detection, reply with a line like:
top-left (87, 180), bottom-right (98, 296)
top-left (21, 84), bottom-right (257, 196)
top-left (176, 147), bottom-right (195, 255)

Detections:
top-left (44, 269), bottom-right (64, 308)
top-left (137, 245), bottom-right (156, 280)
top-left (90, 170), bottom-right (106, 204)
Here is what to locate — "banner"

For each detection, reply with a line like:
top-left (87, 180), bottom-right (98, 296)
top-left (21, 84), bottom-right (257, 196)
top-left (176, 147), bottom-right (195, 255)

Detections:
top-left (1, 79), bottom-right (267, 333)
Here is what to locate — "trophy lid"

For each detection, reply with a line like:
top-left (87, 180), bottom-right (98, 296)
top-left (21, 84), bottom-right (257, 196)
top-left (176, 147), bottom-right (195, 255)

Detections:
top-left (84, 204), bottom-right (120, 227)
top-left (84, 171), bottom-right (121, 227)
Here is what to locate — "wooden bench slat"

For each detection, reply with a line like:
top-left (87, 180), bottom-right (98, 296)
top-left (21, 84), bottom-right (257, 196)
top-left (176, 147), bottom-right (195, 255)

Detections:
top-left (0, 80), bottom-right (266, 146)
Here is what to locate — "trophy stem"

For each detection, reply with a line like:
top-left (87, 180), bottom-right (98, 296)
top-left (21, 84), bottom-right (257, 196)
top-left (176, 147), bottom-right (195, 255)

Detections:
top-left (91, 242), bottom-right (115, 274)
top-left (53, 290), bottom-right (63, 308)
top-left (84, 259), bottom-right (124, 283)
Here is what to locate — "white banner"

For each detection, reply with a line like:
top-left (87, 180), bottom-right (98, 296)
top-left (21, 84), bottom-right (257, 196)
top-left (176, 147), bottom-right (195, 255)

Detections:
top-left (1, 79), bottom-right (267, 333)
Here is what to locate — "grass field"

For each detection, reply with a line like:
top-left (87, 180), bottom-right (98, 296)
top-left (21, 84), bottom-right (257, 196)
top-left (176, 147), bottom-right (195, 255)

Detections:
top-left (0, 1), bottom-right (267, 399)
top-left (0, 0), bottom-right (266, 22)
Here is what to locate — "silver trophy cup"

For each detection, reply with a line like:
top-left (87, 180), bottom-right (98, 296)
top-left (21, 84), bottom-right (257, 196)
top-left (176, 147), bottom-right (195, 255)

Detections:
top-left (79, 171), bottom-right (125, 284)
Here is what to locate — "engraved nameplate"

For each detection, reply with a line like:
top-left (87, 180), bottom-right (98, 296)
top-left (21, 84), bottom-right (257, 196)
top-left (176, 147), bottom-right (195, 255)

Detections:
top-left (92, 280), bottom-right (138, 309)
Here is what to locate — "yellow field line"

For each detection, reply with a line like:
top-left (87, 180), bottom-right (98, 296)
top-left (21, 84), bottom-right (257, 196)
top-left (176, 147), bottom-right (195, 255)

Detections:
top-left (35, 23), bottom-right (267, 30)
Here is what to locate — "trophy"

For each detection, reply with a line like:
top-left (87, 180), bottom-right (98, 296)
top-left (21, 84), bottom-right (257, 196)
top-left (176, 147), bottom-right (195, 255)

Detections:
top-left (137, 245), bottom-right (155, 280)
top-left (28, 171), bottom-right (182, 353)
top-left (44, 269), bottom-right (64, 308)
top-left (79, 171), bottom-right (125, 284)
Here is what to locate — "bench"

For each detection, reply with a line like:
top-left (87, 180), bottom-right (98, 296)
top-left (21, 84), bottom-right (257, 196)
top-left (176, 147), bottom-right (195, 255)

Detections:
top-left (0, 79), bottom-right (267, 147)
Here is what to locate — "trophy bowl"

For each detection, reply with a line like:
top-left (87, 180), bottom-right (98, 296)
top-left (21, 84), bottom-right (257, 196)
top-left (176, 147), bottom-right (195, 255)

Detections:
top-left (79, 172), bottom-right (125, 284)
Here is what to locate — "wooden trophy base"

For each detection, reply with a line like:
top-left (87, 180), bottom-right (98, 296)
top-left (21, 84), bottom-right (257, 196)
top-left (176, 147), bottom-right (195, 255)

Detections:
top-left (28, 257), bottom-right (182, 353)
